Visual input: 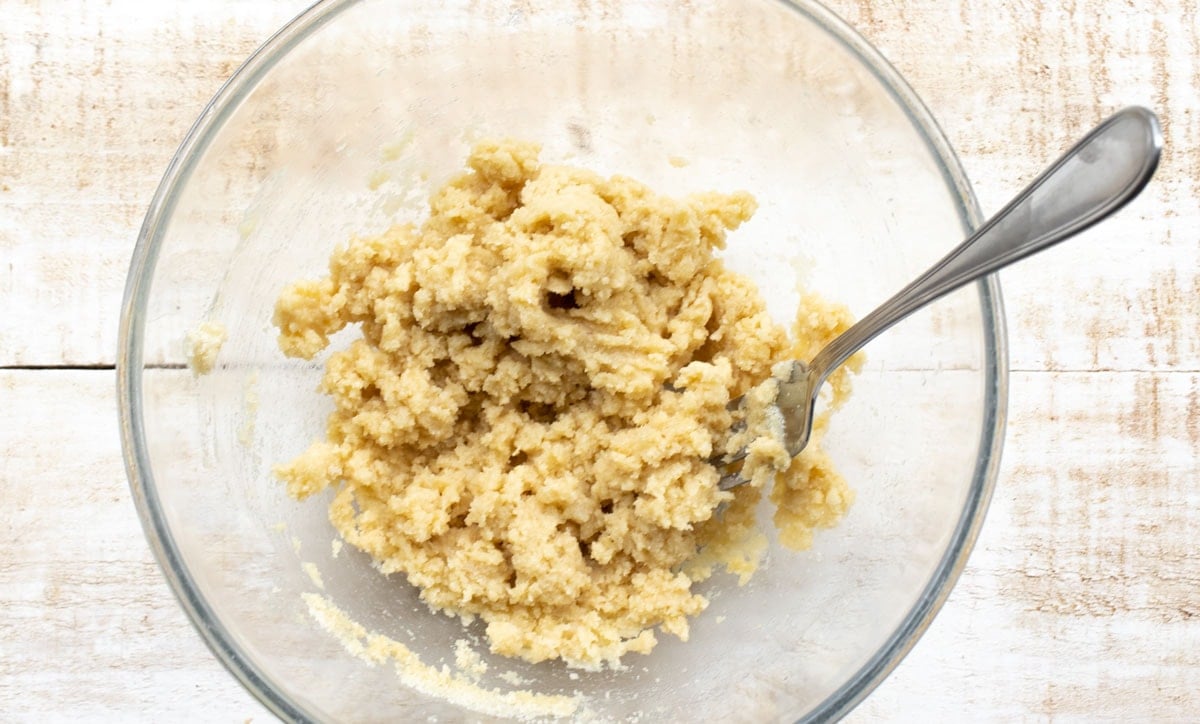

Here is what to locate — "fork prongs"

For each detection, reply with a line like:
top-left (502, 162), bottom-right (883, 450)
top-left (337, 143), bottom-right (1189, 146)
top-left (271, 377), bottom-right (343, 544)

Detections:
top-left (711, 395), bottom-right (751, 490)
top-left (717, 469), bottom-right (749, 491)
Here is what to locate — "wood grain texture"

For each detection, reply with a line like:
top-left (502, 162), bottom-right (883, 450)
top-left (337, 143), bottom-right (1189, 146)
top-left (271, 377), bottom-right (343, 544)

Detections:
top-left (0, 0), bottom-right (1197, 721)
top-left (0, 371), bottom-right (268, 721)
top-left (831, 0), bottom-right (1200, 375)
top-left (851, 371), bottom-right (1200, 721)
top-left (826, 1), bottom-right (1200, 721)
top-left (0, 0), bottom-right (301, 367)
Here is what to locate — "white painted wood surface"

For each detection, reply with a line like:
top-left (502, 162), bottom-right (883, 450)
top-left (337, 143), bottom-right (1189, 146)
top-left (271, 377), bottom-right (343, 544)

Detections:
top-left (1, 0), bottom-right (1197, 720)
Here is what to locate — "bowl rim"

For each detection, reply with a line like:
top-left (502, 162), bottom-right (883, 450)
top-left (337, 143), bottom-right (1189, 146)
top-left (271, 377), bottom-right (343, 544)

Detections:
top-left (116, 0), bottom-right (1008, 720)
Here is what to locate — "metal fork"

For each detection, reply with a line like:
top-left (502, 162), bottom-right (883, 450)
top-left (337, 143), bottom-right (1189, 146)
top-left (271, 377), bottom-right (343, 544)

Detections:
top-left (716, 106), bottom-right (1162, 490)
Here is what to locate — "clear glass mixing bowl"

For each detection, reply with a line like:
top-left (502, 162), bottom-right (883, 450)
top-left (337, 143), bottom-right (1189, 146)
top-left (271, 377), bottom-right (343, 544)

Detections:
top-left (118, 0), bottom-right (1006, 720)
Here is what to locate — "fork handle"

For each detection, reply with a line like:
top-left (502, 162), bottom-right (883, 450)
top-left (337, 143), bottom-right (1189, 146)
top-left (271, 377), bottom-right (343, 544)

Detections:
top-left (808, 106), bottom-right (1162, 383)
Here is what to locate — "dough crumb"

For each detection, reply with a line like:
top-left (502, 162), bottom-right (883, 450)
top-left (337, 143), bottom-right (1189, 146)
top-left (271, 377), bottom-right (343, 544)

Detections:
top-left (367, 168), bottom-right (391, 190)
top-left (186, 321), bottom-right (227, 375)
top-left (302, 562), bottom-right (324, 590)
top-left (304, 594), bottom-right (580, 719)
top-left (274, 140), bottom-right (858, 668)
top-left (381, 132), bottom-right (414, 162)
top-left (454, 639), bottom-right (488, 681)
top-left (331, 538), bottom-right (343, 558)
top-left (668, 155), bottom-right (690, 168)
top-left (498, 670), bottom-right (531, 687)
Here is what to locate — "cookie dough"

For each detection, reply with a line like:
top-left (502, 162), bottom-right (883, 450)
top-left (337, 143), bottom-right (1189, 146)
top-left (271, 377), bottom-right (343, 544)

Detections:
top-left (186, 321), bottom-right (227, 375)
top-left (273, 140), bottom-right (858, 667)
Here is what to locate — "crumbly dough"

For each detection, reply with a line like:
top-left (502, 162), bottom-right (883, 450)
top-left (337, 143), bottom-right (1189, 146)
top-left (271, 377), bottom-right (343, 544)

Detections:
top-left (454, 638), bottom-right (488, 681)
top-left (303, 593), bottom-right (580, 719)
top-left (273, 140), bottom-right (858, 667)
top-left (186, 321), bottom-right (227, 375)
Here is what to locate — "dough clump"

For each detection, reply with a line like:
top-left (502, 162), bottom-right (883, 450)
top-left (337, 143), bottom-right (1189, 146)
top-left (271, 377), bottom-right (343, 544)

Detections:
top-left (273, 140), bottom-right (858, 666)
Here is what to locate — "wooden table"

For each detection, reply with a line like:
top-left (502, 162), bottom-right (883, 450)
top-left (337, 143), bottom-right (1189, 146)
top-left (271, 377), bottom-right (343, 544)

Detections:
top-left (3, 1), bottom-right (1197, 720)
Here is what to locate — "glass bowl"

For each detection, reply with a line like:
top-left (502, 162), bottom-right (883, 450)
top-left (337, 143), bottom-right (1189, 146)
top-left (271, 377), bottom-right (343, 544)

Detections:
top-left (118, 0), bottom-right (1006, 721)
